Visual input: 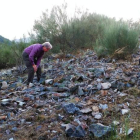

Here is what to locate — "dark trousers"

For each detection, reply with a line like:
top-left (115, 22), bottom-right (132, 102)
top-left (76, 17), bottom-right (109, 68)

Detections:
top-left (22, 52), bottom-right (41, 84)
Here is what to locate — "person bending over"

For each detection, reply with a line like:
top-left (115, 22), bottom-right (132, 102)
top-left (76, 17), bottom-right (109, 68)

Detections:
top-left (22, 42), bottom-right (52, 85)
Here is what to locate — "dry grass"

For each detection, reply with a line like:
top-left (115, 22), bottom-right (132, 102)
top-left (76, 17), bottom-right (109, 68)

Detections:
top-left (125, 87), bottom-right (140, 97)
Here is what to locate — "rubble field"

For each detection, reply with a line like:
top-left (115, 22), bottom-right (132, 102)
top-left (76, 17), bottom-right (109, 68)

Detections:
top-left (1, 50), bottom-right (140, 140)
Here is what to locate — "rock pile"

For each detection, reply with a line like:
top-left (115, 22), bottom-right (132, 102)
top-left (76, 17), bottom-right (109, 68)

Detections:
top-left (0, 50), bottom-right (140, 140)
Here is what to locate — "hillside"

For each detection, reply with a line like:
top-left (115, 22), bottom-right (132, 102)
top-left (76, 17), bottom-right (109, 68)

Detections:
top-left (0, 49), bottom-right (140, 140)
top-left (0, 35), bottom-right (11, 44)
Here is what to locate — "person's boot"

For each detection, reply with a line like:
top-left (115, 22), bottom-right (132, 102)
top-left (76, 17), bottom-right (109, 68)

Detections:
top-left (37, 77), bottom-right (40, 82)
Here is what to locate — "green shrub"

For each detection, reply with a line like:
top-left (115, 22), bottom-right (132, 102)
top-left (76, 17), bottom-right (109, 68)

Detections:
top-left (0, 46), bottom-right (14, 67)
top-left (32, 3), bottom-right (112, 53)
top-left (95, 21), bottom-right (139, 58)
top-left (0, 39), bottom-right (31, 69)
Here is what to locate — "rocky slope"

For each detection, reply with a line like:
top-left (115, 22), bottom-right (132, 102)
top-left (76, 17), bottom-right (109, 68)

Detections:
top-left (0, 50), bottom-right (140, 140)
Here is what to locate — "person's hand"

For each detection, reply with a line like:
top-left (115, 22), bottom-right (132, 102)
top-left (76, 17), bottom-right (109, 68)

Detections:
top-left (33, 65), bottom-right (37, 72)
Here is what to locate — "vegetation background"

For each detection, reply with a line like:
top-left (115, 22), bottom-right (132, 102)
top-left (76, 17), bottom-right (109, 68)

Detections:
top-left (0, 3), bottom-right (140, 68)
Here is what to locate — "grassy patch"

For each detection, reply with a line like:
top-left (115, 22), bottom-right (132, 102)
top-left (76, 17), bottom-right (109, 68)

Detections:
top-left (126, 87), bottom-right (140, 97)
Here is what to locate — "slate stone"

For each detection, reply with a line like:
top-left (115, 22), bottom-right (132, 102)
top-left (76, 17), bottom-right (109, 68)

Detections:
top-left (8, 83), bottom-right (17, 89)
top-left (94, 68), bottom-right (105, 78)
top-left (77, 76), bottom-right (84, 82)
top-left (125, 83), bottom-right (132, 88)
top-left (38, 136), bottom-right (47, 140)
top-left (137, 72), bottom-right (140, 78)
top-left (130, 78), bottom-right (137, 85)
top-left (39, 92), bottom-right (48, 98)
top-left (124, 71), bottom-right (132, 76)
top-left (35, 87), bottom-right (46, 92)
top-left (52, 92), bottom-right (70, 100)
top-left (99, 104), bottom-right (108, 110)
top-left (117, 82), bottom-right (125, 90)
top-left (71, 125), bottom-right (86, 138)
top-left (70, 85), bottom-right (79, 93)
top-left (101, 82), bottom-right (111, 89)
top-left (1, 81), bottom-right (8, 89)
top-left (51, 137), bottom-right (58, 140)
top-left (56, 87), bottom-right (69, 92)
top-left (12, 127), bottom-right (18, 132)
top-left (39, 78), bottom-right (46, 84)
top-left (36, 125), bottom-right (42, 131)
top-left (45, 79), bottom-right (54, 85)
top-left (89, 123), bottom-right (113, 138)
top-left (46, 87), bottom-right (58, 92)
top-left (53, 83), bottom-right (61, 87)
top-left (1, 99), bottom-right (11, 106)
top-left (78, 86), bottom-right (85, 96)
top-left (97, 83), bottom-right (102, 90)
top-left (65, 124), bottom-right (75, 137)
top-left (111, 81), bottom-right (118, 89)
top-left (80, 108), bottom-right (92, 113)
top-left (57, 114), bottom-right (64, 120)
top-left (6, 129), bottom-right (11, 135)
top-left (24, 94), bottom-right (35, 100)
top-left (66, 127), bottom-right (74, 137)
top-left (63, 103), bottom-right (80, 114)
top-left (66, 54), bottom-right (73, 58)
top-left (17, 77), bottom-right (23, 82)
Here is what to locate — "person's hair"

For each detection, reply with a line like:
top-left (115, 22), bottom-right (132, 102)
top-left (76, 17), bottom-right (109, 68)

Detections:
top-left (42, 42), bottom-right (52, 49)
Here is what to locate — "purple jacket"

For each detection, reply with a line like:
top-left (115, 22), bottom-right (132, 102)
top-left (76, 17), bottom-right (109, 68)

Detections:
top-left (24, 44), bottom-right (44, 67)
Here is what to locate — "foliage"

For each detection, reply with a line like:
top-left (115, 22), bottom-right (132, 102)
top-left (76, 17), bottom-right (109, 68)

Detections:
top-left (32, 3), bottom-right (112, 53)
top-left (32, 3), bottom-right (140, 58)
top-left (0, 45), bottom-right (14, 67)
top-left (0, 37), bottom-right (31, 69)
top-left (95, 20), bottom-right (139, 58)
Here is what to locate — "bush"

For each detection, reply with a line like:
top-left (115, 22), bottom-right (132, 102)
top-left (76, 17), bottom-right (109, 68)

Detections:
top-left (0, 39), bottom-right (31, 69)
top-left (95, 21), bottom-right (139, 58)
top-left (0, 45), bottom-right (14, 67)
top-left (32, 3), bottom-right (111, 53)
